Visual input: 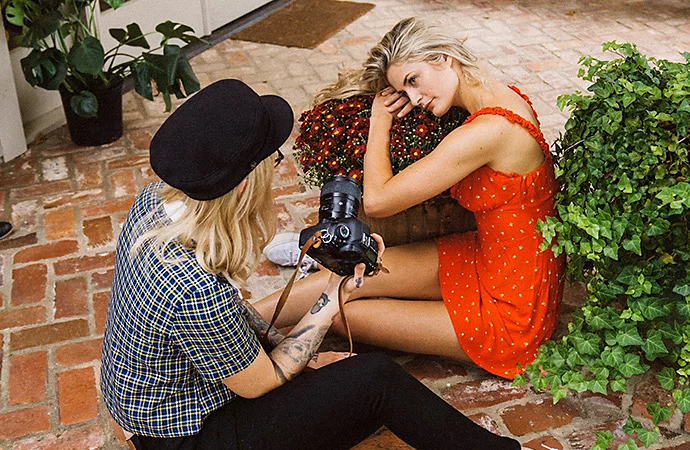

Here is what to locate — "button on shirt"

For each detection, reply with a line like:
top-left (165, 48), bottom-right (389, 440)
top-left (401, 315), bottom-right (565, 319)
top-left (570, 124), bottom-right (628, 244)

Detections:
top-left (101, 182), bottom-right (261, 437)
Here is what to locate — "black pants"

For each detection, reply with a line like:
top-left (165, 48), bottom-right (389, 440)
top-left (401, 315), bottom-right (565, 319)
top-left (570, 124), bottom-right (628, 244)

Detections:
top-left (132, 353), bottom-right (520, 450)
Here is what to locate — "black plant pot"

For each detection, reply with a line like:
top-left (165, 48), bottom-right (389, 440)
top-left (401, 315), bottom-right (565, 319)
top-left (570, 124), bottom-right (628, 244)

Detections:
top-left (59, 80), bottom-right (124, 146)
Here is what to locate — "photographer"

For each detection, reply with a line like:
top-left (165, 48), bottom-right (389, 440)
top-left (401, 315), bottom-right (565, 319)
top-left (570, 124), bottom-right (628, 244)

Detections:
top-left (100, 79), bottom-right (521, 449)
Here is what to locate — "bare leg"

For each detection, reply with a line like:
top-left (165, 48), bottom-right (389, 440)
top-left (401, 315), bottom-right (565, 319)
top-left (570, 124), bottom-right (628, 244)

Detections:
top-left (254, 239), bottom-right (444, 328)
top-left (332, 299), bottom-right (472, 363)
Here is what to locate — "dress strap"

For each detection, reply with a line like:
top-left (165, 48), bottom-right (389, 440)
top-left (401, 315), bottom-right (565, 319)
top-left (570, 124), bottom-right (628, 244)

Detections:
top-left (462, 86), bottom-right (549, 155)
top-left (507, 85), bottom-right (540, 126)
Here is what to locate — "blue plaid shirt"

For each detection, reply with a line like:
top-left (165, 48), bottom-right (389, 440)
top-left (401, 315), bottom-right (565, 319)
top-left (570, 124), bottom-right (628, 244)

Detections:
top-left (101, 182), bottom-right (261, 437)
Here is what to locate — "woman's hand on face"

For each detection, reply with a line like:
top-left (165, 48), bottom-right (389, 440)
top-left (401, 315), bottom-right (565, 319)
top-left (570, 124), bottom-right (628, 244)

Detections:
top-left (374, 87), bottom-right (415, 119)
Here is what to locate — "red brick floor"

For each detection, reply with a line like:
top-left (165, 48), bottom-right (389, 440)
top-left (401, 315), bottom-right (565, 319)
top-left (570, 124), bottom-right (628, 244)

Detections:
top-left (2, 0), bottom-right (690, 448)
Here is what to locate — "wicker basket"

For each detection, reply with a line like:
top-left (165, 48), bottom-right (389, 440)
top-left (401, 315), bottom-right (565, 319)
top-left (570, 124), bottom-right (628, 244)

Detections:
top-left (360, 193), bottom-right (476, 247)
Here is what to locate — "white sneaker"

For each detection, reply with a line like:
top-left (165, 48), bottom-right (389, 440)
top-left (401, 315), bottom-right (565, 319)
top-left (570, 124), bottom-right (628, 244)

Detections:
top-left (264, 232), bottom-right (318, 271)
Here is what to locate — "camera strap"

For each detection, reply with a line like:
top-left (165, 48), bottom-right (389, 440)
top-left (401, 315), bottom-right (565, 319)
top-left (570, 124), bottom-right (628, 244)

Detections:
top-left (263, 231), bottom-right (323, 345)
top-left (263, 231), bottom-right (389, 356)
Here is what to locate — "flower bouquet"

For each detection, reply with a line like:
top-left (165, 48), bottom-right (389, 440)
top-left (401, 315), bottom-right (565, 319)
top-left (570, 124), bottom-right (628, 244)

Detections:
top-left (294, 95), bottom-right (468, 187)
top-left (294, 95), bottom-right (477, 245)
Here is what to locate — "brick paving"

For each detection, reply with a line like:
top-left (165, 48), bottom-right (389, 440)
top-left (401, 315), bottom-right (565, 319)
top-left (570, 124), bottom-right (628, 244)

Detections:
top-left (2, 0), bottom-right (690, 448)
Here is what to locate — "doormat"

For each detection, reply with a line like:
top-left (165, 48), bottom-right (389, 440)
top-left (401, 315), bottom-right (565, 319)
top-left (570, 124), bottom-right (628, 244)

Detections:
top-left (232, 0), bottom-right (375, 49)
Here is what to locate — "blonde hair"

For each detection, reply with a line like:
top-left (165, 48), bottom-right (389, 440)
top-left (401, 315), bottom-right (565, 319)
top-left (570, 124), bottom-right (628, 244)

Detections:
top-left (315, 17), bottom-right (483, 103)
top-left (132, 158), bottom-right (277, 286)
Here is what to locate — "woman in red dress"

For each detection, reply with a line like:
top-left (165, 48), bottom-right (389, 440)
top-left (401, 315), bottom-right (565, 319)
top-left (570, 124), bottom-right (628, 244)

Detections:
top-left (256, 17), bottom-right (565, 379)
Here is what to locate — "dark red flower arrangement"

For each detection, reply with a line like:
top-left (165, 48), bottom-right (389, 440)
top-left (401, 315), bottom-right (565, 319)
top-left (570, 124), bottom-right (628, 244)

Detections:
top-left (294, 95), bottom-right (468, 187)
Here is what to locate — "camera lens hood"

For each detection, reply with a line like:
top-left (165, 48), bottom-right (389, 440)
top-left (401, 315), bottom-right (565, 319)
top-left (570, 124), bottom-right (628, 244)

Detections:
top-left (321, 175), bottom-right (362, 200)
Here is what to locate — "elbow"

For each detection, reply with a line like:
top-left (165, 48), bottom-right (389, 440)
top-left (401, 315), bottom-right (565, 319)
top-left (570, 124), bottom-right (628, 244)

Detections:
top-left (362, 196), bottom-right (392, 219)
top-left (235, 389), bottom-right (266, 400)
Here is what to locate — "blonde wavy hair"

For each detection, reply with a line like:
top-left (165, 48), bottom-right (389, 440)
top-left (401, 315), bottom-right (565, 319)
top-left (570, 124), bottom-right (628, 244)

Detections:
top-left (315, 17), bottom-right (483, 104)
top-left (132, 158), bottom-right (277, 286)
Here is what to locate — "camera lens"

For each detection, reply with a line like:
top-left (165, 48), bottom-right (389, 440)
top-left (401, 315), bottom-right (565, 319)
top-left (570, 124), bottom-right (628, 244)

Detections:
top-left (319, 176), bottom-right (361, 221)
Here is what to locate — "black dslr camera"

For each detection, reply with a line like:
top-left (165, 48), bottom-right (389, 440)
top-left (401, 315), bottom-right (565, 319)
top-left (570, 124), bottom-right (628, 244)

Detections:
top-left (299, 176), bottom-right (379, 276)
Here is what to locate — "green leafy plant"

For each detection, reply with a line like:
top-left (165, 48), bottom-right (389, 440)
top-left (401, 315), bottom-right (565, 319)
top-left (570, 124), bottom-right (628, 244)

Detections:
top-left (514, 42), bottom-right (690, 448)
top-left (2, 0), bottom-right (202, 117)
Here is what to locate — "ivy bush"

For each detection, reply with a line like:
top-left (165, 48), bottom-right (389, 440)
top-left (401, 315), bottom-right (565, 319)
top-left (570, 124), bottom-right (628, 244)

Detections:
top-left (515, 42), bottom-right (690, 448)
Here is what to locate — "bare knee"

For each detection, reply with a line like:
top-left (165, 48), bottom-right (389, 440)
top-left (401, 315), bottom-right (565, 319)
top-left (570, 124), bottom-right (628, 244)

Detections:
top-left (331, 312), bottom-right (348, 336)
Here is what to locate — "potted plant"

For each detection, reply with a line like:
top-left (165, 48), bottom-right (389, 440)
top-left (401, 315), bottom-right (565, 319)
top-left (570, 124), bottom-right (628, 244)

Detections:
top-left (293, 95), bottom-right (476, 245)
top-left (2, 0), bottom-right (203, 145)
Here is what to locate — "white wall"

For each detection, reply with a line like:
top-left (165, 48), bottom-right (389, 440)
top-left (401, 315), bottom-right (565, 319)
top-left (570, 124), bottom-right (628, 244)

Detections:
top-left (204, 0), bottom-right (272, 32)
top-left (0, 20), bottom-right (29, 162)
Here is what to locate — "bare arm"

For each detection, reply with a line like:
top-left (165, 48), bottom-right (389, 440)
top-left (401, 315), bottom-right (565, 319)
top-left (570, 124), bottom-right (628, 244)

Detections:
top-left (268, 282), bottom-right (341, 382)
top-left (363, 92), bottom-right (499, 218)
top-left (223, 268), bottom-right (366, 398)
top-left (240, 298), bottom-right (285, 349)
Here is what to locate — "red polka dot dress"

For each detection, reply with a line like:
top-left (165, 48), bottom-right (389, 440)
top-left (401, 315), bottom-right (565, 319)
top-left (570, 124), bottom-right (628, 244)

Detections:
top-left (436, 86), bottom-right (566, 379)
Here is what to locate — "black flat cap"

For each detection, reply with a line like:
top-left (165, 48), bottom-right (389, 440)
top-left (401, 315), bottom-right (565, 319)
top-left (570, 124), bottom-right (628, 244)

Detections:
top-left (150, 79), bottom-right (294, 200)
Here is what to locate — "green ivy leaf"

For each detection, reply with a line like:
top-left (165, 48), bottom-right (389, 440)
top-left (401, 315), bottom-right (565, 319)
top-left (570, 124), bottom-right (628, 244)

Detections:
top-left (646, 402), bottom-right (672, 425)
top-left (512, 374), bottom-right (526, 387)
top-left (548, 350), bottom-right (566, 369)
top-left (637, 428), bottom-right (658, 448)
top-left (617, 325), bottom-right (644, 347)
top-left (641, 330), bottom-right (668, 361)
top-left (610, 378), bottom-right (627, 393)
top-left (575, 333), bottom-right (602, 356)
top-left (618, 353), bottom-right (647, 377)
top-left (623, 416), bottom-right (643, 434)
top-left (590, 313), bottom-right (615, 331)
top-left (622, 235), bottom-right (642, 256)
top-left (588, 378), bottom-right (609, 395)
top-left (551, 385), bottom-right (568, 404)
top-left (592, 365), bottom-right (610, 380)
top-left (673, 388), bottom-right (690, 413)
top-left (673, 284), bottom-right (690, 296)
top-left (532, 375), bottom-right (547, 392)
top-left (617, 173), bottom-right (633, 193)
top-left (602, 346), bottom-right (626, 367)
top-left (567, 348), bottom-right (587, 368)
top-left (593, 431), bottom-right (614, 450)
top-left (617, 439), bottom-right (638, 450)
top-left (656, 367), bottom-right (676, 390)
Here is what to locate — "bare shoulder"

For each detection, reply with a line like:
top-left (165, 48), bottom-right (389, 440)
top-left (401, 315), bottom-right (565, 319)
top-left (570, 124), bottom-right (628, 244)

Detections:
top-left (441, 114), bottom-right (515, 151)
top-left (442, 111), bottom-right (544, 174)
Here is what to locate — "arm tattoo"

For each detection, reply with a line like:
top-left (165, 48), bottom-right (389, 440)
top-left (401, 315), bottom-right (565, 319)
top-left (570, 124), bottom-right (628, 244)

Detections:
top-left (271, 323), bottom-right (331, 382)
top-left (310, 293), bottom-right (331, 314)
top-left (240, 299), bottom-right (285, 349)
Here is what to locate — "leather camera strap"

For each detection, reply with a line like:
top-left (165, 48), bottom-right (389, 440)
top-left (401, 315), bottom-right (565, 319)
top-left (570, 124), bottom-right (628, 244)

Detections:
top-left (265, 231), bottom-right (323, 336)
top-left (263, 231), bottom-right (389, 357)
